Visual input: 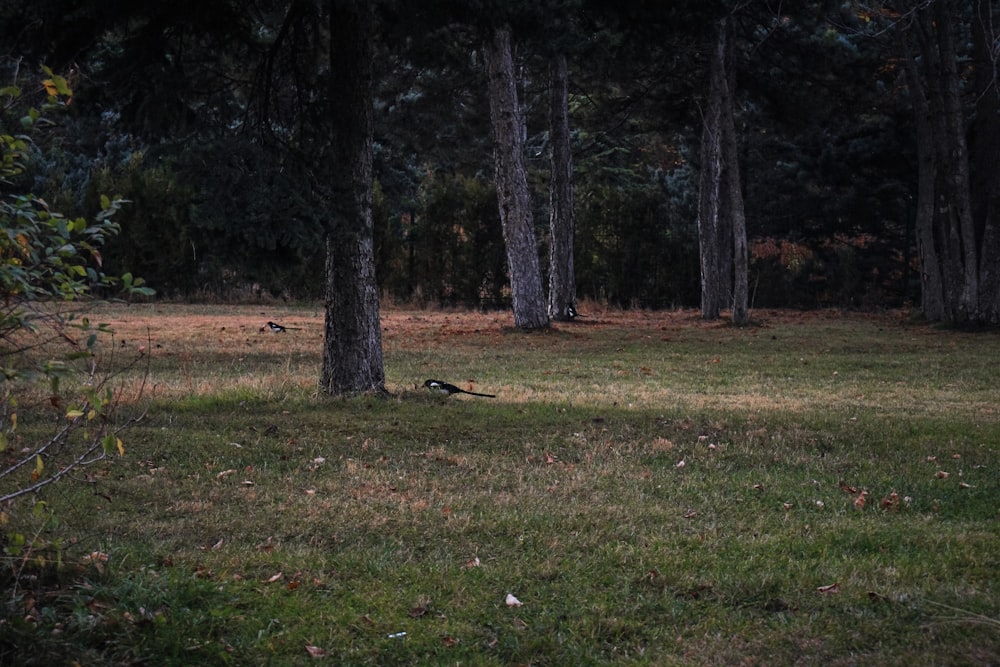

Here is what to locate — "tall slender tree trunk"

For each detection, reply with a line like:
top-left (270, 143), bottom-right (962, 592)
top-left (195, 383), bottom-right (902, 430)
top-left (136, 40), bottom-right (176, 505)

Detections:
top-left (547, 51), bottom-right (577, 321)
top-left (484, 27), bottom-right (549, 330)
top-left (902, 0), bottom-right (999, 325)
top-left (697, 17), bottom-right (747, 323)
top-left (320, 2), bottom-right (385, 394)
top-left (902, 33), bottom-right (945, 320)
top-left (970, 0), bottom-right (1000, 321)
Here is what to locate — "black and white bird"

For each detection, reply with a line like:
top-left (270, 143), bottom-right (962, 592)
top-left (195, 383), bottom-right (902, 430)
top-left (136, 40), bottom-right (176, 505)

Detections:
top-left (423, 379), bottom-right (495, 398)
top-left (266, 321), bottom-right (287, 333)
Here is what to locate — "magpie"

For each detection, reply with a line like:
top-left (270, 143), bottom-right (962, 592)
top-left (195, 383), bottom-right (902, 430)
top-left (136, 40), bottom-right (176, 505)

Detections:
top-left (423, 379), bottom-right (495, 398)
top-left (266, 321), bottom-right (287, 333)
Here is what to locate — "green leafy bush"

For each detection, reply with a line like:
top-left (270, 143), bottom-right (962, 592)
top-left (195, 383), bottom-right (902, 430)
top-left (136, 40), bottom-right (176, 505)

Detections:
top-left (0, 66), bottom-right (152, 581)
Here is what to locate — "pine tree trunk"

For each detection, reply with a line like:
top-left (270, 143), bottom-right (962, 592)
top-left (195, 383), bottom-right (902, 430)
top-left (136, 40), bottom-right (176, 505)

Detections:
top-left (547, 52), bottom-right (577, 321)
top-left (484, 27), bottom-right (549, 330)
top-left (903, 0), bottom-right (996, 325)
top-left (971, 0), bottom-right (1000, 322)
top-left (320, 3), bottom-right (385, 395)
top-left (902, 33), bottom-right (945, 321)
top-left (697, 39), bottom-right (724, 320)
top-left (718, 18), bottom-right (749, 326)
top-left (698, 17), bottom-right (744, 321)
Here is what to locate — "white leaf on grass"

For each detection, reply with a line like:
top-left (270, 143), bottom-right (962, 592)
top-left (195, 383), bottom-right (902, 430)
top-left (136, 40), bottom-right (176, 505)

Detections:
top-left (505, 593), bottom-right (522, 607)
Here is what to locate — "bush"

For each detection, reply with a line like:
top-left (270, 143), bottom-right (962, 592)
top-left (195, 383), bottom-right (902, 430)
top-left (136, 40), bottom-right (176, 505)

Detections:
top-left (1, 65), bottom-right (151, 579)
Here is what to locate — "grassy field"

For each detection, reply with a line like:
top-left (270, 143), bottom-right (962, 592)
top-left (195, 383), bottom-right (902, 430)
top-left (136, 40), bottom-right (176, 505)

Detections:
top-left (2, 303), bottom-right (998, 666)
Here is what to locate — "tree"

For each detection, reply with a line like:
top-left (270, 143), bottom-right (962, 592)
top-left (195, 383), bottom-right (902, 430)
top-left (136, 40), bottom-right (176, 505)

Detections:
top-left (898, 0), bottom-right (1000, 324)
top-left (697, 15), bottom-right (748, 323)
top-left (319, 2), bottom-right (385, 394)
top-left (1, 65), bottom-right (151, 506)
top-left (484, 26), bottom-right (549, 330)
top-left (547, 50), bottom-right (578, 321)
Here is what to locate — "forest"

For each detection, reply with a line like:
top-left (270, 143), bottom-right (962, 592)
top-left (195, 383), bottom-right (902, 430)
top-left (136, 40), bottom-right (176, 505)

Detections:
top-left (1, 1), bottom-right (997, 320)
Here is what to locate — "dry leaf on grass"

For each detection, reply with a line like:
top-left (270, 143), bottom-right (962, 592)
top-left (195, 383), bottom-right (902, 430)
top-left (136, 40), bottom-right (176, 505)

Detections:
top-left (817, 583), bottom-right (839, 594)
top-left (304, 645), bottom-right (326, 658)
top-left (505, 593), bottom-right (522, 607)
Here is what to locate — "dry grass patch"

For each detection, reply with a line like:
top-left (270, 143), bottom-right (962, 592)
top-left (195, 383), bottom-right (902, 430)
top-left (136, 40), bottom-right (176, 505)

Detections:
top-left (3, 304), bottom-right (998, 666)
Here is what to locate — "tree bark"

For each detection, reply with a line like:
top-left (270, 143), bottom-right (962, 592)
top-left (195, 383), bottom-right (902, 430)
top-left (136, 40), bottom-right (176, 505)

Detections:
top-left (697, 34), bottom-right (725, 320)
top-left (970, 0), bottom-right (1000, 321)
top-left (484, 27), bottom-right (549, 330)
top-left (320, 2), bottom-right (385, 394)
top-left (547, 51), bottom-right (577, 321)
top-left (902, 0), bottom-right (999, 325)
top-left (901, 31), bottom-right (945, 320)
top-left (697, 17), bottom-right (747, 323)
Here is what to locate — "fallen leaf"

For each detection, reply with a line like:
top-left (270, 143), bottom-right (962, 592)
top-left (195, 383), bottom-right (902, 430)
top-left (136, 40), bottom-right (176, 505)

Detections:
top-left (880, 491), bottom-right (899, 511)
top-left (464, 557), bottom-right (481, 568)
top-left (216, 469), bottom-right (237, 479)
top-left (304, 645), bottom-right (327, 658)
top-left (958, 481), bottom-right (974, 489)
top-left (675, 460), bottom-right (686, 468)
top-left (441, 636), bottom-right (460, 647)
top-left (935, 470), bottom-right (950, 479)
top-left (817, 583), bottom-right (839, 594)
top-left (505, 593), bottom-right (522, 607)
top-left (267, 572), bottom-right (283, 583)
top-left (854, 491), bottom-right (869, 509)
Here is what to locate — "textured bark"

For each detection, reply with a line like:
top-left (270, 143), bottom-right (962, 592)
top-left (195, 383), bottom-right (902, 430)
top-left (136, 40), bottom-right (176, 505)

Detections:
top-left (902, 33), bottom-right (945, 320)
top-left (320, 3), bottom-right (385, 394)
top-left (484, 27), bottom-right (549, 330)
top-left (547, 52), bottom-right (577, 321)
top-left (697, 35), bottom-right (725, 320)
top-left (970, 0), bottom-right (1000, 321)
top-left (697, 17), bottom-right (747, 323)
top-left (903, 0), bottom-right (999, 324)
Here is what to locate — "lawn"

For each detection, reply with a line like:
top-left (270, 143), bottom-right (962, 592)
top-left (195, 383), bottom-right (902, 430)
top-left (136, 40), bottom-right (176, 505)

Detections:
top-left (2, 303), bottom-right (998, 666)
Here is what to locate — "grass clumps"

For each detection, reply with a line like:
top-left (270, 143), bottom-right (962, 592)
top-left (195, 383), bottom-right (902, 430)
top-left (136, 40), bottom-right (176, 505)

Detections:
top-left (2, 305), bottom-right (998, 665)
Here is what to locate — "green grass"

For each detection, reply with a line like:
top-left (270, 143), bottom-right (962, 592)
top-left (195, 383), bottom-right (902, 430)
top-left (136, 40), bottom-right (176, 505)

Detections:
top-left (2, 305), bottom-right (998, 665)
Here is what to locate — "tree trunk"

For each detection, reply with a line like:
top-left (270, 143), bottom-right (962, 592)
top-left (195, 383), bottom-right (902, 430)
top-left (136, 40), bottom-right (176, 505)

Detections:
top-left (902, 0), bottom-right (999, 325)
top-left (484, 27), bottom-right (549, 330)
top-left (902, 32), bottom-right (945, 320)
top-left (697, 17), bottom-right (746, 322)
top-left (970, 0), bottom-right (1000, 322)
top-left (547, 51), bottom-right (577, 321)
top-left (320, 2), bottom-right (385, 395)
top-left (719, 19), bottom-right (749, 326)
top-left (697, 35), bottom-right (725, 320)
